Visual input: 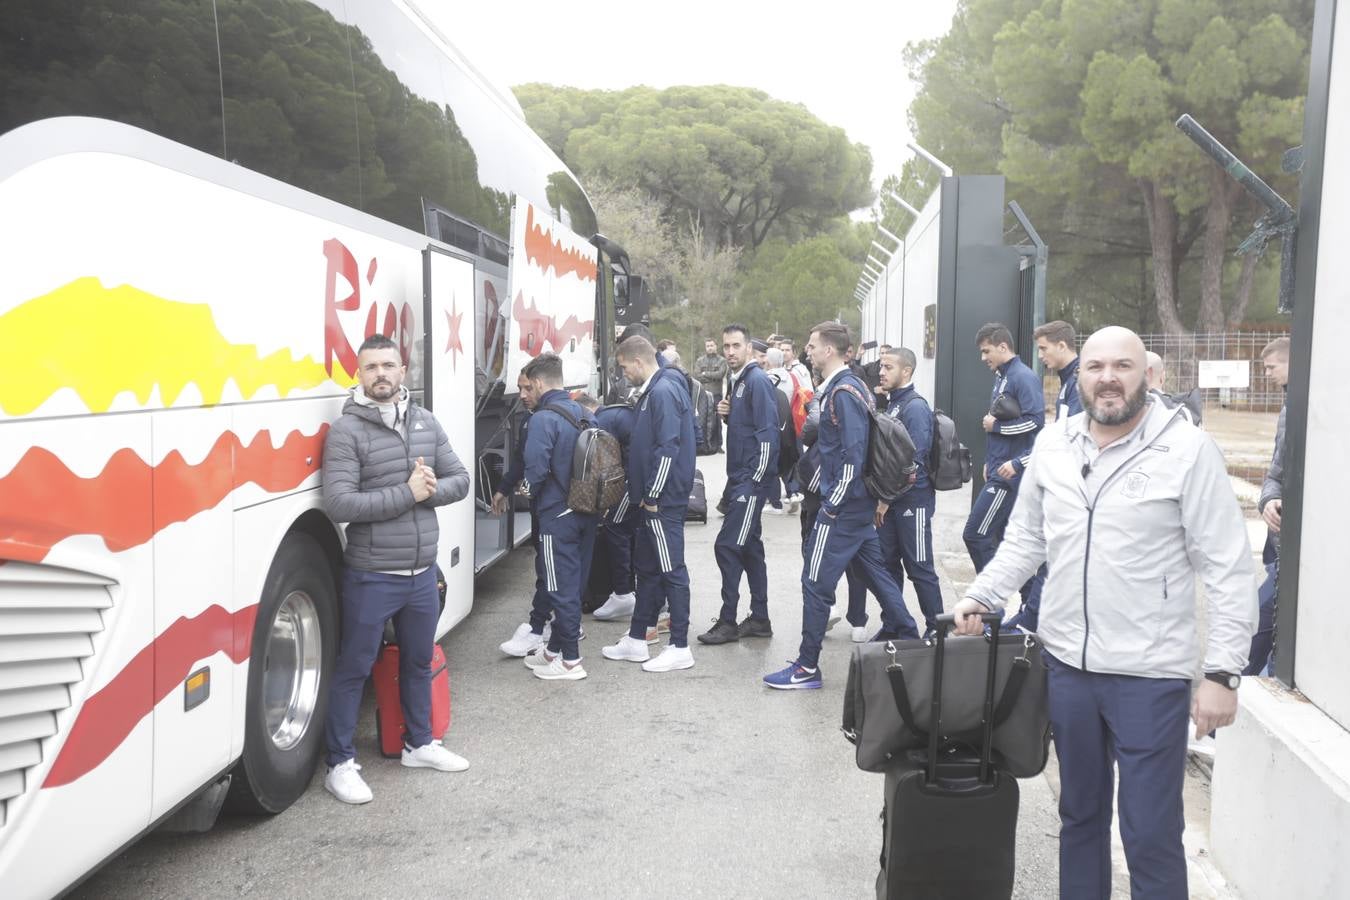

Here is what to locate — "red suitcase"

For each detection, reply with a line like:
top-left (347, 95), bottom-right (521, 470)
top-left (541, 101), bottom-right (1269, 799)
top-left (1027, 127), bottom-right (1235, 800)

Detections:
top-left (372, 643), bottom-right (451, 758)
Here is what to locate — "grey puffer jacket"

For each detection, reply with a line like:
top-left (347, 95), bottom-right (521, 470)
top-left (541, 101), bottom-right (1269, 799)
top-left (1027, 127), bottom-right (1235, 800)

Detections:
top-left (322, 388), bottom-right (470, 572)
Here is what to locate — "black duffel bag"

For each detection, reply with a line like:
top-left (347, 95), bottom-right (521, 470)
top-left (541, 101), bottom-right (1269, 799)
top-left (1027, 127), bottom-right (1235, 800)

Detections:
top-left (842, 624), bottom-right (1050, 778)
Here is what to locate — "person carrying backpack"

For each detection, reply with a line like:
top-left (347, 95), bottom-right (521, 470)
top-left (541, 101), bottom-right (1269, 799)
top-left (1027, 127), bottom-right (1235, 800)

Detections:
top-left (518, 353), bottom-right (599, 681)
top-left (579, 394), bottom-right (638, 622)
top-left (876, 347), bottom-right (944, 638)
top-left (763, 322), bottom-right (919, 690)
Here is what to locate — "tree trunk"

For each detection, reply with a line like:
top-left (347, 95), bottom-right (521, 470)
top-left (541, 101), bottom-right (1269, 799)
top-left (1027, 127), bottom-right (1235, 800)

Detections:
top-left (1197, 171), bottom-right (1240, 333)
top-left (1139, 179), bottom-right (1188, 337)
top-left (1227, 248), bottom-right (1260, 329)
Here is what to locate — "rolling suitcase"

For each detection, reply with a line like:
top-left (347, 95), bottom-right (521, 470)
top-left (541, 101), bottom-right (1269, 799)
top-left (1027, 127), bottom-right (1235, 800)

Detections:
top-left (686, 468), bottom-right (708, 523)
top-left (876, 613), bottom-right (1018, 899)
top-left (373, 643), bottom-right (451, 758)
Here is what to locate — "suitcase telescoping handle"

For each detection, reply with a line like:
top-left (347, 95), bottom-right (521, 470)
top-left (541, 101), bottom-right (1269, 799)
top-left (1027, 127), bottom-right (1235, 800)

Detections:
top-left (931, 612), bottom-right (1003, 785)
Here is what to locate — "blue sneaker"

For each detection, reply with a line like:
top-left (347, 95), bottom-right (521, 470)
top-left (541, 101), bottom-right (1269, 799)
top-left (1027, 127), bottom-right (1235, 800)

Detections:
top-left (763, 660), bottom-right (822, 690)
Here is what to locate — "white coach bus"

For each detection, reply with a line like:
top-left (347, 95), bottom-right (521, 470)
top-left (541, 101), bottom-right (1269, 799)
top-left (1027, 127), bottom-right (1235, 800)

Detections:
top-left (0, 2), bottom-right (626, 895)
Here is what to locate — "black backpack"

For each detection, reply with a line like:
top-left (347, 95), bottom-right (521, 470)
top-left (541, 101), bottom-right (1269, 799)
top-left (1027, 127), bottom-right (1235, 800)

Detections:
top-left (827, 382), bottom-right (916, 503)
top-left (898, 396), bottom-right (973, 492)
top-left (542, 404), bottom-right (627, 514)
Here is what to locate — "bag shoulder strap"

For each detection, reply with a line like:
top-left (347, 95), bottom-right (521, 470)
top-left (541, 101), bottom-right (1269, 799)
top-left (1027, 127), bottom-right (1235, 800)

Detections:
top-left (543, 402), bottom-right (589, 432)
top-left (827, 380), bottom-right (873, 428)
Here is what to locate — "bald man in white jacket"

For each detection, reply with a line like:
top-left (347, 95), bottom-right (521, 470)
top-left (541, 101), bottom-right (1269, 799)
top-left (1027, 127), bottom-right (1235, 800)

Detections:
top-left (953, 326), bottom-right (1257, 900)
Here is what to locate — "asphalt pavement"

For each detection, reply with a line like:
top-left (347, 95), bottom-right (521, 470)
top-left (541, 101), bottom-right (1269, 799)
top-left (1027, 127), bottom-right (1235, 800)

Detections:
top-left (76, 458), bottom-right (1066, 899)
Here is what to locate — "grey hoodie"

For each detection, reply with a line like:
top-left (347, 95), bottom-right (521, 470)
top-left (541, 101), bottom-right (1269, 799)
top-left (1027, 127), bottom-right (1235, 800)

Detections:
top-left (965, 398), bottom-right (1257, 679)
top-left (322, 386), bottom-right (470, 572)
top-left (1259, 399), bottom-right (1286, 553)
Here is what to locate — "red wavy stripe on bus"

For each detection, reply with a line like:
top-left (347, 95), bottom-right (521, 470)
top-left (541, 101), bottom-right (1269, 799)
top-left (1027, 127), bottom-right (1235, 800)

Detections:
top-left (44, 603), bottom-right (259, 788)
top-left (512, 291), bottom-right (595, 358)
top-left (523, 205), bottom-right (597, 283)
top-left (0, 427), bottom-right (326, 560)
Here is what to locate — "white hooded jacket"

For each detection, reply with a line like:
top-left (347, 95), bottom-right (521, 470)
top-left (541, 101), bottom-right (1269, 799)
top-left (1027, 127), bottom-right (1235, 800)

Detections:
top-left (965, 398), bottom-right (1257, 679)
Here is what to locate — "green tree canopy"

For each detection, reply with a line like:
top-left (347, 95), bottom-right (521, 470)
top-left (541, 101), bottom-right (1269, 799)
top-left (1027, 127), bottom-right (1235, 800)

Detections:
top-left (515, 83), bottom-right (875, 251)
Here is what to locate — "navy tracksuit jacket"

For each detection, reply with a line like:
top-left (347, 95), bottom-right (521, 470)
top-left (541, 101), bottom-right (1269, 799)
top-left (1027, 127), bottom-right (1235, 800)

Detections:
top-left (624, 367), bottom-right (697, 647)
top-left (964, 355), bottom-right (1045, 626)
top-left (798, 368), bottom-right (917, 669)
top-left (714, 361), bottom-right (780, 624)
top-left (1055, 356), bottom-right (1082, 421)
top-left (523, 388), bottom-right (598, 660)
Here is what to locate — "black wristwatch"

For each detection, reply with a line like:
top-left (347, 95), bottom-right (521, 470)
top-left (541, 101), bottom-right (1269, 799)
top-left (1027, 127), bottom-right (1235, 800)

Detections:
top-left (1204, 671), bottom-right (1241, 690)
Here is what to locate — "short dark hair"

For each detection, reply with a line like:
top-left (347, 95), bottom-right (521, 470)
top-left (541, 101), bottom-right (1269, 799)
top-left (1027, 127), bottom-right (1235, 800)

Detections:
top-left (573, 392), bottom-right (599, 411)
top-left (618, 322), bottom-right (654, 344)
top-left (1261, 336), bottom-right (1290, 359)
top-left (521, 352), bottom-right (564, 386)
top-left (616, 335), bottom-right (657, 363)
top-left (883, 346), bottom-right (917, 374)
top-left (810, 321), bottom-right (851, 355)
top-left (1033, 320), bottom-right (1076, 347)
top-left (656, 339), bottom-right (674, 351)
top-left (722, 323), bottom-right (751, 342)
top-left (779, 337), bottom-right (794, 349)
top-left (879, 343), bottom-right (892, 352)
top-left (358, 334), bottom-right (399, 354)
top-left (975, 322), bottom-right (1014, 349)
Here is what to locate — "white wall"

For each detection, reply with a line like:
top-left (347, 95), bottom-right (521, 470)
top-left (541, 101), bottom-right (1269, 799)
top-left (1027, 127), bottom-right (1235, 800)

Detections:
top-left (1294, 2), bottom-right (1350, 730)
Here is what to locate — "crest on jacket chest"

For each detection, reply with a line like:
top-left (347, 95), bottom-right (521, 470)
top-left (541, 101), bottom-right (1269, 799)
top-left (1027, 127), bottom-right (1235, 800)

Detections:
top-left (1122, 470), bottom-right (1149, 499)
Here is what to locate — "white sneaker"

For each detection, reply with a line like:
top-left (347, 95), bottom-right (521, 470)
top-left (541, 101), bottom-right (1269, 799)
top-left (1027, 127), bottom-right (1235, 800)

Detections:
top-left (523, 646), bottom-right (555, 669)
top-left (500, 623), bottom-right (546, 657)
top-left (602, 634), bottom-right (650, 662)
top-left (764, 504), bottom-right (788, 516)
top-left (534, 656), bottom-right (587, 680)
top-left (592, 592), bottom-right (637, 620)
top-left (851, 626), bottom-right (868, 643)
top-left (401, 741), bottom-right (470, 772)
top-left (642, 645), bottom-right (695, 673)
top-left (324, 759), bottom-right (373, 805)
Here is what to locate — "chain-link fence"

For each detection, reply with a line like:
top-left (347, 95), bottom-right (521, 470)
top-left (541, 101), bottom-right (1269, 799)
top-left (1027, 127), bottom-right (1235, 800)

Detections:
top-left (1049, 331), bottom-right (1288, 412)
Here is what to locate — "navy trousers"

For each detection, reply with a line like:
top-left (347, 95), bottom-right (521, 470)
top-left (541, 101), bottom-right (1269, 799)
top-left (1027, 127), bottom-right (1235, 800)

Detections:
top-left (1047, 653), bottom-right (1191, 900)
top-left (964, 476), bottom-right (1044, 627)
top-left (1244, 560), bottom-right (1279, 676)
top-left (878, 490), bottom-right (944, 632)
top-left (799, 504), bottom-right (919, 669)
top-left (539, 509), bottom-right (597, 660)
top-left (628, 506), bottom-right (691, 647)
top-left (844, 561), bottom-right (870, 627)
top-left (715, 490), bottom-right (769, 623)
top-left (604, 494), bottom-right (637, 596)
top-left (325, 566), bottom-right (439, 766)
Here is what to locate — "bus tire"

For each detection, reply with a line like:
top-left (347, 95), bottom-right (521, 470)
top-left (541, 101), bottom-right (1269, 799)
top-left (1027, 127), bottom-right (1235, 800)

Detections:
top-left (226, 533), bottom-right (338, 814)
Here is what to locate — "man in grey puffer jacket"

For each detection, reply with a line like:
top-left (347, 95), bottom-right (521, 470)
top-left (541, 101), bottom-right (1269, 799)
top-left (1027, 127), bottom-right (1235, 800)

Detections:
top-left (321, 335), bottom-right (471, 805)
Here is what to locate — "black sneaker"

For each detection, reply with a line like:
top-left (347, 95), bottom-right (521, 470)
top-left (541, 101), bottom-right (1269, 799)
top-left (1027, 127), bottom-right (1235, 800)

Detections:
top-left (737, 616), bottom-right (773, 638)
top-left (698, 619), bottom-right (741, 645)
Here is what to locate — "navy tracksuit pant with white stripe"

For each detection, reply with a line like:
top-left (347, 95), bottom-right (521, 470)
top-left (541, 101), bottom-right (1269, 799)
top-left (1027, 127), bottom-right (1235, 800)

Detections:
top-left (536, 510), bottom-right (597, 661)
top-left (627, 506), bottom-right (691, 647)
top-left (963, 476), bottom-right (1044, 625)
top-left (715, 492), bottom-right (769, 623)
top-left (604, 494), bottom-right (637, 596)
top-left (799, 504), bottom-right (918, 669)
top-left (879, 490), bottom-right (944, 632)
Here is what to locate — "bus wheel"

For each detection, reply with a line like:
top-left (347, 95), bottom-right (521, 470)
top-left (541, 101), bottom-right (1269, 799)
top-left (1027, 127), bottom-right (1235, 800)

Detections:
top-left (226, 533), bottom-right (337, 814)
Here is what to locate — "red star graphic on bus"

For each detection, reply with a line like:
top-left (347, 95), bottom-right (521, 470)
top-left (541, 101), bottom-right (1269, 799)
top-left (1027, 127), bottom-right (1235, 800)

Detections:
top-left (444, 298), bottom-right (464, 371)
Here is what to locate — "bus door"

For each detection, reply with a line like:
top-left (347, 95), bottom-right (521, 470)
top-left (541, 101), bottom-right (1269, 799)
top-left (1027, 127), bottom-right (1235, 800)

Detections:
top-left (423, 246), bottom-right (477, 634)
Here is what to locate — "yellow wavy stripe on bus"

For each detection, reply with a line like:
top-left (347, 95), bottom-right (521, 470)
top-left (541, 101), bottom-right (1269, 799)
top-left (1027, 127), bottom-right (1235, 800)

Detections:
top-left (0, 278), bottom-right (347, 415)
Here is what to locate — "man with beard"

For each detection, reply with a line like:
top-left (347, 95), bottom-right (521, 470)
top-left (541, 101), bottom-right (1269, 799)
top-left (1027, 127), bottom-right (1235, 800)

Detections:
top-left (321, 335), bottom-right (472, 804)
top-left (951, 326), bottom-right (1257, 899)
top-left (700, 324), bottom-right (779, 644)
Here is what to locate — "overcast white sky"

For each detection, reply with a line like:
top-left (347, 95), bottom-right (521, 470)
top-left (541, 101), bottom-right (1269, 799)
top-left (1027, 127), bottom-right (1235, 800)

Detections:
top-left (420, 0), bottom-right (961, 211)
